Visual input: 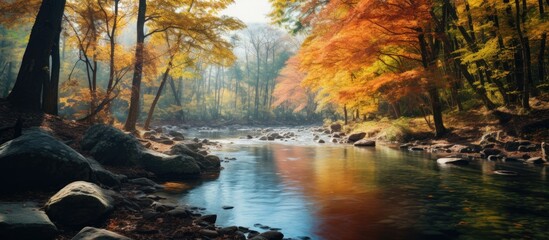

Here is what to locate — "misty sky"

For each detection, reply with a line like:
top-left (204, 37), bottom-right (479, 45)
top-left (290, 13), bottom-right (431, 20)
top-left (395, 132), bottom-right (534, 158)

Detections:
top-left (221, 0), bottom-right (272, 24)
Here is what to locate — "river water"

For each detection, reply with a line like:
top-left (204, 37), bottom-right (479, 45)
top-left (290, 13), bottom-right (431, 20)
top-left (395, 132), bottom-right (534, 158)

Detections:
top-left (169, 128), bottom-right (549, 240)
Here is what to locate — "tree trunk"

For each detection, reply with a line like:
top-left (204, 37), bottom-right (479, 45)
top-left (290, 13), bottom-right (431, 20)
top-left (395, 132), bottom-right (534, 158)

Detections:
top-left (539, 33), bottom-right (547, 83)
top-left (42, 33), bottom-right (60, 115)
top-left (418, 32), bottom-right (446, 137)
top-left (8, 0), bottom-right (66, 111)
top-left (169, 77), bottom-right (181, 106)
top-left (343, 105), bottom-right (348, 125)
top-left (514, 0), bottom-right (531, 110)
top-left (144, 60), bottom-right (172, 129)
top-left (124, 0), bottom-right (146, 131)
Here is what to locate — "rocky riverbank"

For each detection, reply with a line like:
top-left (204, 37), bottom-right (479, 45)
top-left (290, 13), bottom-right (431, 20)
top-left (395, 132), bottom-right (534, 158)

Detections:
top-left (0, 118), bottom-right (285, 240)
top-left (248, 122), bottom-right (548, 169)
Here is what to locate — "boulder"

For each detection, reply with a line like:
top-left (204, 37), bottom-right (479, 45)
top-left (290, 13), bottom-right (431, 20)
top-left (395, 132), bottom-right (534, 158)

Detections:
top-left (354, 140), bottom-right (376, 147)
top-left (250, 231), bottom-right (284, 240)
top-left (81, 125), bottom-right (142, 166)
top-left (0, 202), bottom-right (57, 240)
top-left (139, 150), bottom-right (201, 178)
top-left (330, 123), bottom-right (342, 133)
top-left (71, 227), bottom-right (132, 240)
top-left (45, 181), bottom-right (114, 226)
top-left (86, 158), bottom-right (124, 187)
top-left (171, 142), bottom-right (220, 172)
top-left (168, 130), bottom-right (184, 139)
top-left (0, 129), bottom-right (93, 191)
top-left (347, 132), bottom-right (366, 142)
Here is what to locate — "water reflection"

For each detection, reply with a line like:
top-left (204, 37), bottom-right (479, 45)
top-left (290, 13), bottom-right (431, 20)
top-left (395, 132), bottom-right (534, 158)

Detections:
top-left (177, 137), bottom-right (549, 240)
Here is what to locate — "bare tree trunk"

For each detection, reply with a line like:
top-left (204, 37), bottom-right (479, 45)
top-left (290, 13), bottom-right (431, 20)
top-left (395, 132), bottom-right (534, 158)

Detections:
top-left (124, 0), bottom-right (146, 131)
top-left (539, 33), bottom-right (547, 83)
top-left (514, 0), bottom-right (531, 110)
top-left (42, 33), bottom-right (60, 115)
top-left (8, 0), bottom-right (66, 111)
top-left (144, 59), bottom-right (173, 129)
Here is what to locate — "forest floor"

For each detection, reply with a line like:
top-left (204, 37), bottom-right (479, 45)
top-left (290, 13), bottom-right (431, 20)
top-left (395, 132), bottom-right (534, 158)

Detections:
top-left (1, 95), bottom-right (549, 239)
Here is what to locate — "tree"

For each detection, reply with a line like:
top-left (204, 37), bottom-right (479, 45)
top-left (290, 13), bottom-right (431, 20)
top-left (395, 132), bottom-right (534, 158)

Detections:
top-left (7, 0), bottom-right (66, 112)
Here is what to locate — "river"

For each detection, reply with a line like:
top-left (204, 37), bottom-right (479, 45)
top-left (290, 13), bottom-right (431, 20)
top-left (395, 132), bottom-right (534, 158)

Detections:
top-left (165, 128), bottom-right (549, 240)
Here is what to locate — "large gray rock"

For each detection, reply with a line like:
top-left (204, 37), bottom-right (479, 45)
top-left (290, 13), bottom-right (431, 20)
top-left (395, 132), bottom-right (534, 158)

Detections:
top-left (0, 129), bottom-right (92, 190)
top-left (86, 158), bottom-right (124, 188)
top-left (0, 202), bottom-right (57, 240)
top-left (81, 125), bottom-right (142, 166)
top-left (45, 181), bottom-right (114, 226)
top-left (169, 144), bottom-right (220, 171)
top-left (139, 150), bottom-right (201, 178)
top-left (71, 227), bottom-right (132, 240)
top-left (347, 132), bottom-right (366, 142)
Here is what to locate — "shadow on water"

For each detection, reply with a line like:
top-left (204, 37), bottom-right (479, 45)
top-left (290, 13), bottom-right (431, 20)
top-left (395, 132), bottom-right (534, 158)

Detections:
top-left (167, 130), bottom-right (549, 240)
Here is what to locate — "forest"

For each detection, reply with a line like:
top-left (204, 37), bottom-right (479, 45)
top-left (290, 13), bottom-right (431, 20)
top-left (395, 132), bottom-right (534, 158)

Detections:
top-left (0, 0), bottom-right (548, 240)
top-left (0, 0), bottom-right (547, 137)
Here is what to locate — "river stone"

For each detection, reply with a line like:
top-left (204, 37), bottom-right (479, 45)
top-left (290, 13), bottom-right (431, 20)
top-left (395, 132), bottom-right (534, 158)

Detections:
top-left (347, 132), bottom-right (366, 142)
top-left (437, 157), bottom-right (469, 165)
top-left (199, 229), bottom-right (219, 238)
top-left (480, 148), bottom-right (501, 158)
top-left (195, 214), bottom-right (217, 224)
top-left (250, 231), bottom-right (284, 240)
top-left (518, 145), bottom-right (537, 152)
top-left (45, 181), bottom-right (114, 226)
top-left (0, 202), bottom-right (57, 240)
top-left (71, 227), bottom-right (132, 240)
top-left (354, 139), bottom-right (376, 147)
top-left (0, 128), bottom-right (93, 191)
top-left (81, 124), bottom-right (142, 166)
top-left (330, 123), bottom-right (342, 133)
top-left (168, 130), bottom-right (184, 139)
top-left (170, 143), bottom-right (220, 171)
top-left (139, 149), bottom-right (201, 178)
top-left (526, 157), bottom-right (546, 165)
top-left (504, 141), bottom-right (520, 151)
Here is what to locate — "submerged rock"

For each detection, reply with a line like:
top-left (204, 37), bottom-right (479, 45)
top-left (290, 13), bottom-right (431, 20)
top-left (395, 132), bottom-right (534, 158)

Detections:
top-left (45, 181), bottom-right (114, 226)
top-left (437, 157), bottom-right (469, 165)
top-left (0, 202), bottom-right (57, 240)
